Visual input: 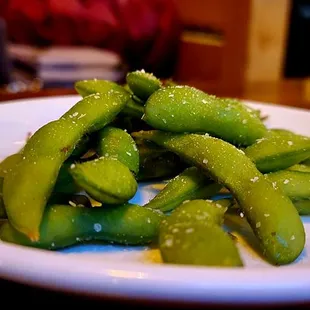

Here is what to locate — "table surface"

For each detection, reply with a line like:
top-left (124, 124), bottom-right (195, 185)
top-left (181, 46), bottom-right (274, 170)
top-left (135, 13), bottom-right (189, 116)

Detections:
top-left (0, 78), bottom-right (309, 308)
top-left (1, 78), bottom-right (310, 110)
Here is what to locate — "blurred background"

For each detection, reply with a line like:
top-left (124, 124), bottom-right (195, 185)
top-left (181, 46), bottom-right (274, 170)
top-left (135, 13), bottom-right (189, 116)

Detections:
top-left (0, 0), bottom-right (310, 109)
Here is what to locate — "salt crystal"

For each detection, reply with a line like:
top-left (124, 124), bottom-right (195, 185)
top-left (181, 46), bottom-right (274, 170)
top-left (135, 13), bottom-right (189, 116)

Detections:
top-left (250, 176), bottom-right (259, 183)
top-left (94, 223), bottom-right (102, 232)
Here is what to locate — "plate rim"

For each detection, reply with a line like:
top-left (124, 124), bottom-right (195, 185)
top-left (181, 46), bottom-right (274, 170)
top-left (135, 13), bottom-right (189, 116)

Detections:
top-left (0, 95), bottom-right (310, 305)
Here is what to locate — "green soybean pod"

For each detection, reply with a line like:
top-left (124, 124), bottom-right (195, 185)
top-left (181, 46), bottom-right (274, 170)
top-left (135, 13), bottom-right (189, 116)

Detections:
top-left (1, 154), bottom-right (81, 196)
top-left (160, 223), bottom-right (244, 267)
top-left (126, 70), bottom-right (162, 101)
top-left (288, 164), bottom-right (310, 173)
top-left (96, 126), bottom-right (139, 174)
top-left (69, 157), bottom-right (138, 205)
top-left (0, 203), bottom-right (164, 250)
top-left (293, 200), bottom-right (310, 216)
top-left (168, 198), bottom-right (231, 226)
top-left (144, 166), bottom-right (222, 212)
top-left (0, 153), bottom-right (22, 177)
top-left (265, 170), bottom-right (310, 201)
top-left (75, 79), bottom-right (144, 119)
top-left (132, 130), bottom-right (305, 265)
top-left (222, 97), bottom-right (262, 119)
top-left (244, 130), bottom-right (310, 173)
top-left (0, 154), bottom-right (22, 220)
top-left (143, 86), bottom-right (268, 146)
top-left (3, 90), bottom-right (130, 241)
top-left (75, 79), bottom-right (121, 97)
top-left (159, 199), bottom-right (243, 267)
top-left (0, 177), bottom-right (7, 219)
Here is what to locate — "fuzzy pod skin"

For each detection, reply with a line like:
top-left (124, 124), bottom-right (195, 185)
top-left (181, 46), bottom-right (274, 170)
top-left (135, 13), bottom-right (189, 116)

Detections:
top-left (0, 154), bottom-right (22, 220)
top-left (96, 126), bottom-right (139, 174)
top-left (293, 200), bottom-right (310, 215)
top-left (288, 164), bottom-right (310, 173)
top-left (126, 70), bottom-right (162, 101)
top-left (74, 79), bottom-right (122, 97)
top-left (144, 166), bottom-right (222, 212)
top-left (0, 203), bottom-right (164, 250)
top-left (70, 157), bottom-right (138, 205)
top-left (159, 199), bottom-right (243, 267)
top-left (143, 85), bottom-right (268, 146)
top-left (244, 130), bottom-right (310, 173)
top-left (0, 177), bottom-right (6, 219)
top-left (0, 153), bottom-right (22, 177)
top-left (75, 79), bottom-right (144, 119)
top-left (265, 170), bottom-right (310, 201)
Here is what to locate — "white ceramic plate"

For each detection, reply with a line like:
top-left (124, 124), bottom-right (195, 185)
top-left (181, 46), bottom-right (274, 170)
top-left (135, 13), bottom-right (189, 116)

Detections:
top-left (0, 95), bottom-right (310, 305)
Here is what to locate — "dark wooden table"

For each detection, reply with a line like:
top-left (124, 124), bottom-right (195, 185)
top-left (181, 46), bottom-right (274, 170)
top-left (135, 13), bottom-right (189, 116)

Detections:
top-left (0, 79), bottom-right (309, 308)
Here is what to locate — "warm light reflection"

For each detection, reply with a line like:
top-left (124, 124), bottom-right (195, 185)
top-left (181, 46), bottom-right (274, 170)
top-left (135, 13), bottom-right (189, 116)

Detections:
top-left (107, 269), bottom-right (147, 279)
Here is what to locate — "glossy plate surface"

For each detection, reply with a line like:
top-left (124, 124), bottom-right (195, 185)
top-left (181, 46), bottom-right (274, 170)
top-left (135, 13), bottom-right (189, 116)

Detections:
top-left (0, 95), bottom-right (310, 305)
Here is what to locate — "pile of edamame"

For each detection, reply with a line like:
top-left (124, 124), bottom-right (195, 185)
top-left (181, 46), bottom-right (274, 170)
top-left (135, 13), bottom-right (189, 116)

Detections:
top-left (0, 69), bottom-right (310, 268)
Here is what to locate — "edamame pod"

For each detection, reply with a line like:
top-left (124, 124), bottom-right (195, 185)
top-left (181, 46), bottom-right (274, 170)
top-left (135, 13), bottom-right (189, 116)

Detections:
top-left (3, 90), bottom-right (130, 241)
top-left (288, 164), bottom-right (310, 173)
top-left (293, 200), bottom-right (310, 215)
top-left (265, 170), bottom-right (310, 200)
top-left (0, 153), bottom-right (22, 177)
top-left (0, 154), bottom-right (22, 219)
top-left (1, 154), bottom-right (81, 196)
top-left (168, 199), bottom-right (231, 225)
top-left (0, 177), bottom-right (7, 219)
top-left (75, 79), bottom-right (121, 97)
top-left (133, 130), bottom-right (305, 265)
top-left (159, 199), bottom-right (243, 267)
top-left (126, 70), bottom-right (162, 101)
top-left (223, 97), bottom-right (262, 119)
top-left (244, 130), bottom-right (310, 173)
top-left (160, 223), bottom-right (244, 267)
top-left (0, 203), bottom-right (164, 249)
top-left (69, 157), bottom-right (138, 204)
top-left (75, 79), bottom-right (144, 119)
top-left (143, 86), bottom-right (268, 146)
top-left (144, 166), bottom-right (222, 212)
top-left (96, 126), bottom-right (139, 174)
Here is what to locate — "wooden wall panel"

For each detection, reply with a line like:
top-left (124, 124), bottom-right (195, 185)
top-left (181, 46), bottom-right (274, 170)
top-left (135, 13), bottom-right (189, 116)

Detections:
top-left (245, 0), bottom-right (291, 82)
top-left (176, 0), bottom-right (224, 31)
top-left (174, 0), bottom-right (251, 96)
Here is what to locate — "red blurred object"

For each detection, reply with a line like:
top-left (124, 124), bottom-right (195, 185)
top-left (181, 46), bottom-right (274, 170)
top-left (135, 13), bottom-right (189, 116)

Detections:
top-left (0, 0), bottom-right (181, 77)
